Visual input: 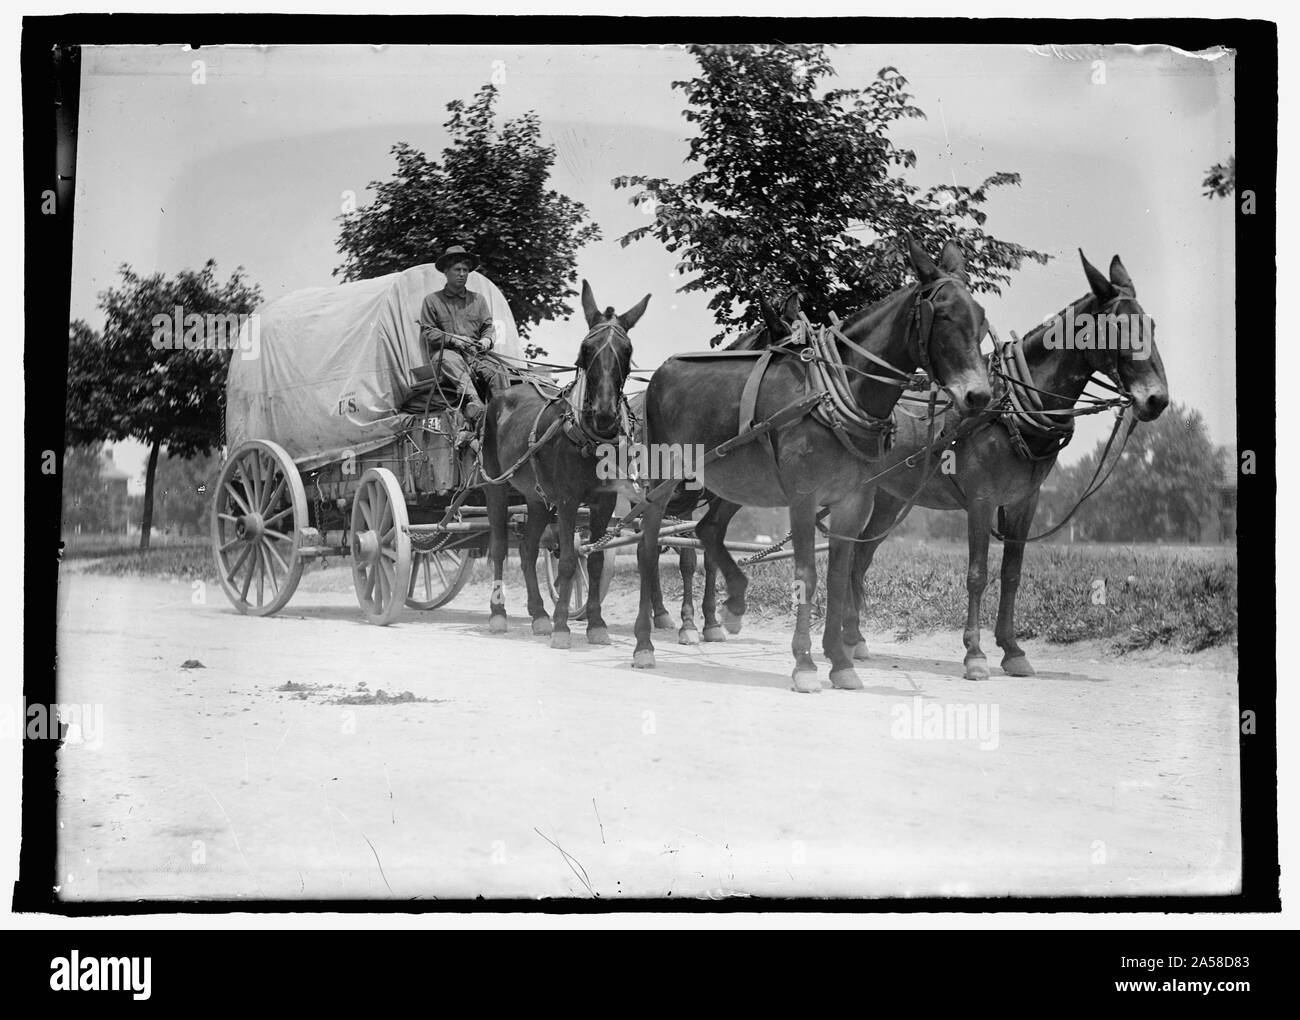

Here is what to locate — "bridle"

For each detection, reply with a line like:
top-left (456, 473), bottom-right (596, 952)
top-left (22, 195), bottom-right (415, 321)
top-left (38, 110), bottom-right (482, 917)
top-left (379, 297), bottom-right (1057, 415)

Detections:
top-left (988, 290), bottom-right (1143, 463)
top-left (562, 318), bottom-right (633, 449)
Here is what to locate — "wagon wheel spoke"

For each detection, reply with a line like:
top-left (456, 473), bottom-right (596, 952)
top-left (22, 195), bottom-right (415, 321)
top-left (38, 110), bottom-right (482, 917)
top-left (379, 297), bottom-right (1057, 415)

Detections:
top-left (263, 504), bottom-right (293, 527)
top-left (246, 454), bottom-right (263, 512)
top-left (224, 482), bottom-right (253, 517)
top-left (239, 549), bottom-right (256, 601)
top-left (227, 544), bottom-right (253, 585)
top-left (217, 512), bottom-right (239, 525)
top-left (264, 529), bottom-right (294, 543)
top-left (265, 538), bottom-right (290, 577)
top-left (433, 553), bottom-right (451, 587)
top-left (358, 490), bottom-right (375, 531)
top-left (265, 545), bottom-right (282, 596)
top-left (260, 473), bottom-right (287, 516)
top-left (255, 546), bottom-right (267, 606)
top-left (219, 536), bottom-right (242, 554)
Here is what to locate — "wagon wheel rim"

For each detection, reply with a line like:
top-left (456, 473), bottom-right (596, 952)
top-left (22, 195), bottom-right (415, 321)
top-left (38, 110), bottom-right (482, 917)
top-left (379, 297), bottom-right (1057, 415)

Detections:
top-left (350, 467), bottom-right (412, 625)
top-left (211, 440), bottom-right (306, 617)
top-left (406, 544), bottom-right (475, 610)
top-left (543, 536), bottom-right (615, 622)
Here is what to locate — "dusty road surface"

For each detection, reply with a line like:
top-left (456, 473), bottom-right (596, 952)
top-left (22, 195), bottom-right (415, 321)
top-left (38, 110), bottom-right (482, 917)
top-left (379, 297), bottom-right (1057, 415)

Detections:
top-left (52, 562), bottom-right (1240, 901)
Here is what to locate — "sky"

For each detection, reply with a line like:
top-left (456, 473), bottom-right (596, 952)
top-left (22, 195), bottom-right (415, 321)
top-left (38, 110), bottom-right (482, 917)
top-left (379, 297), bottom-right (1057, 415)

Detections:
top-left (68, 42), bottom-right (1236, 491)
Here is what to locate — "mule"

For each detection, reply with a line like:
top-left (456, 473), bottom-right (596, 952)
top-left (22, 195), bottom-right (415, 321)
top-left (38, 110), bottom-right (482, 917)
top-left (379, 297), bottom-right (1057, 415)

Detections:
top-left (841, 251), bottom-right (1170, 679)
top-left (482, 281), bottom-right (650, 648)
top-left (632, 237), bottom-right (993, 692)
top-left (625, 292), bottom-right (803, 645)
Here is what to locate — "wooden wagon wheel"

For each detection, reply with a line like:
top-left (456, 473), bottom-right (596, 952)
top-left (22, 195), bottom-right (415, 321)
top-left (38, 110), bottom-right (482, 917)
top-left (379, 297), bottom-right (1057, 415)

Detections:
top-left (543, 538), bottom-right (616, 622)
top-left (211, 439), bottom-right (307, 617)
top-left (406, 544), bottom-right (476, 610)
top-left (350, 467), bottom-right (412, 626)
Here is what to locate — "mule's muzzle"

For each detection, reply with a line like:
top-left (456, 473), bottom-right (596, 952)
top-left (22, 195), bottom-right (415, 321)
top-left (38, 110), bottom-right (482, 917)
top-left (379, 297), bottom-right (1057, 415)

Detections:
top-left (951, 382), bottom-right (993, 418)
top-left (588, 410), bottom-right (620, 440)
top-left (1131, 387), bottom-right (1169, 422)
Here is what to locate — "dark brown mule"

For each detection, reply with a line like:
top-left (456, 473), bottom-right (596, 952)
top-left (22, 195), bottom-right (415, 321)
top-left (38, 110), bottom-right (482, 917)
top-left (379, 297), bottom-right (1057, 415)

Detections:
top-left (841, 252), bottom-right (1169, 679)
top-left (624, 293), bottom-right (802, 645)
top-left (633, 238), bottom-right (993, 692)
top-left (482, 281), bottom-right (650, 647)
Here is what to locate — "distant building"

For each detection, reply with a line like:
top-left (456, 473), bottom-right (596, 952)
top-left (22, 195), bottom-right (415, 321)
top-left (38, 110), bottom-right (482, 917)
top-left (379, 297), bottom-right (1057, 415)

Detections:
top-left (1213, 448), bottom-right (1237, 544)
top-left (99, 448), bottom-right (131, 533)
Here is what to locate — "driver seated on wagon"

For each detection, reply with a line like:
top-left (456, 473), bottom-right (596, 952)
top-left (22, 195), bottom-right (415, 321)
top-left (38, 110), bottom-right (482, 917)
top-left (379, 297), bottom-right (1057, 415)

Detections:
top-left (418, 244), bottom-right (510, 443)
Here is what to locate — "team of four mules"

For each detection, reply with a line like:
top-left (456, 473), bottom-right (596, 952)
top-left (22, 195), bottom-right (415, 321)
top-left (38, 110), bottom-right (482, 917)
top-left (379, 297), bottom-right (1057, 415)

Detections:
top-left (480, 238), bottom-right (1169, 691)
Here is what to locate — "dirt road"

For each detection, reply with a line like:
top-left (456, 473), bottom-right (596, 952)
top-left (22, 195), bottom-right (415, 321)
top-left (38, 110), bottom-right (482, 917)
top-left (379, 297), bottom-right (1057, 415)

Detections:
top-left (52, 563), bottom-right (1240, 901)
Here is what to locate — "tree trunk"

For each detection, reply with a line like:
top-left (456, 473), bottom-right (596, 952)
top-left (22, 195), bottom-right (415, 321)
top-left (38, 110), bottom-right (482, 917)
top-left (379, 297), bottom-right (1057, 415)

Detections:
top-left (140, 440), bottom-right (160, 551)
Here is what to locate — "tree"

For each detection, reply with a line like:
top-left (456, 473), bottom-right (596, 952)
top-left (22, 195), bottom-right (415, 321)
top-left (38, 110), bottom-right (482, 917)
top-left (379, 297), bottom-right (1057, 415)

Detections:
top-left (154, 449), bottom-right (220, 536)
top-left (65, 261), bottom-right (261, 549)
top-left (60, 443), bottom-right (111, 533)
top-left (1203, 155), bottom-right (1235, 199)
top-left (612, 44), bottom-right (1051, 346)
top-left (1048, 403), bottom-right (1222, 542)
top-left (334, 84), bottom-right (601, 347)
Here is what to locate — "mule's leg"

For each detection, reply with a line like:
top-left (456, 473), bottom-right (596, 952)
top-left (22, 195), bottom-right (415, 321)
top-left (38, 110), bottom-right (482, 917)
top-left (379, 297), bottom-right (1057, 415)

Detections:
top-left (677, 545), bottom-right (700, 644)
top-left (697, 498), bottom-right (746, 634)
top-left (840, 492), bottom-right (906, 661)
top-left (789, 498), bottom-right (821, 693)
top-left (994, 494), bottom-right (1039, 676)
top-left (519, 497), bottom-right (553, 636)
top-left (651, 553), bottom-right (673, 630)
top-left (822, 492), bottom-right (874, 690)
top-left (633, 494), bottom-right (670, 669)
top-left (698, 498), bottom-right (727, 642)
top-left (963, 500), bottom-right (996, 680)
top-left (486, 482), bottom-right (510, 633)
top-left (583, 493), bottom-right (616, 645)
top-left (700, 542), bottom-right (725, 642)
top-left (549, 498), bottom-right (581, 649)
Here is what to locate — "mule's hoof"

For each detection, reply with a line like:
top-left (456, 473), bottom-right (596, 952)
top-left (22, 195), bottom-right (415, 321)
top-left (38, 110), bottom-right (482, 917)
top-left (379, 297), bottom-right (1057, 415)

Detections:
top-left (632, 649), bottom-right (656, 669)
top-left (678, 627), bottom-right (700, 645)
top-left (1002, 654), bottom-right (1036, 677)
top-left (702, 626), bottom-right (727, 642)
top-left (964, 658), bottom-right (990, 681)
top-left (721, 606), bottom-right (744, 635)
top-left (653, 612), bottom-right (674, 630)
top-left (587, 627), bottom-right (611, 646)
top-left (791, 670), bottom-right (822, 694)
top-left (829, 667), bottom-right (864, 691)
top-left (847, 640), bottom-right (870, 660)
top-left (488, 615), bottom-right (508, 634)
top-left (531, 616), bottom-right (553, 636)
top-left (550, 631), bottom-right (572, 650)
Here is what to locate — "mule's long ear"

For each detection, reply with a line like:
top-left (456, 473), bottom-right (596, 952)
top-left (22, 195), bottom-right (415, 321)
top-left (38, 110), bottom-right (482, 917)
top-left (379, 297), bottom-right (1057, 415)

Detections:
top-left (758, 292), bottom-right (783, 336)
top-left (779, 288), bottom-right (802, 324)
top-left (1079, 249), bottom-right (1114, 301)
top-left (905, 234), bottom-right (940, 284)
top-left (1109, 255), bottom-right (1135, 293)
top-left (580, 279), bottom-right (602, 328)
top-left (939, 241), bottom-right (967, 279)
top-left (618, 293), bottom-right (651, 331)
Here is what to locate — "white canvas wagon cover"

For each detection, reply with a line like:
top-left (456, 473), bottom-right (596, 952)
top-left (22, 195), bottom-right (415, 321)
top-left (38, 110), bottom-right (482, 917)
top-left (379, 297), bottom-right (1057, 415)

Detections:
top-left (226, 264), bottom-right (521, 471)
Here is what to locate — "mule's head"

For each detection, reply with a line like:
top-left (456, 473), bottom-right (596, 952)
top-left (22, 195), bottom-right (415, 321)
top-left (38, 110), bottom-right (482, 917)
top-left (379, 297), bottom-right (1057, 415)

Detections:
top-left (578, 279), bottom-right (649, 440)
top-left (905, 236), bottom-right (993, 419)
top-left (1079, 250), bottom-right (1169, 422)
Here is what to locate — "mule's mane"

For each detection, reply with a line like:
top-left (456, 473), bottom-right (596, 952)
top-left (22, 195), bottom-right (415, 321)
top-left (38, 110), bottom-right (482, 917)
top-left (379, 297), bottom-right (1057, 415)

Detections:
top-left (1016, 293), bottom-right (1095, 354)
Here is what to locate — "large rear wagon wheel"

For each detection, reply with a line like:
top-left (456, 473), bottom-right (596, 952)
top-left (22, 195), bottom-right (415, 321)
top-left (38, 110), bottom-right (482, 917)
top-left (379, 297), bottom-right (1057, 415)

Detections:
top-left (406, 545), bottom-right (476, 610)
top-left (350, 468), bottom-right (412, 626)
top-left (211, 440), bottom-right (307, 617)
top-left (544, 540), bottom-right (616, 622)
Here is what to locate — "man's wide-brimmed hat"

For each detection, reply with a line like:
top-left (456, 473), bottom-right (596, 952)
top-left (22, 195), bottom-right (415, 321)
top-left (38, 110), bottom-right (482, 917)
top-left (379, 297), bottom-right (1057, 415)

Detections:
top-left (435, 245), bottom-right (481, 273)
